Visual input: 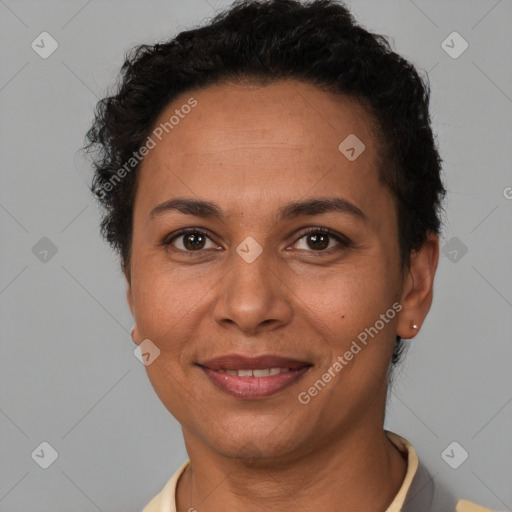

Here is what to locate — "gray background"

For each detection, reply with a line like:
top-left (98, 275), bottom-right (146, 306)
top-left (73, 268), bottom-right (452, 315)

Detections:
top-left (1, 0), bottom-right (511, 510)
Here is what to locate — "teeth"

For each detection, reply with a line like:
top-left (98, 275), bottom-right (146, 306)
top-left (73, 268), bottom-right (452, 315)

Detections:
top-left (253, 368), bottom-right (270, 377)
top-left (219, 368), bottom-right (291, 377)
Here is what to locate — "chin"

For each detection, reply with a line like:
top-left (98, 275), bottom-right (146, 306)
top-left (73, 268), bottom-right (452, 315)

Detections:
top-left (199, 418), bottom-right (310, 463)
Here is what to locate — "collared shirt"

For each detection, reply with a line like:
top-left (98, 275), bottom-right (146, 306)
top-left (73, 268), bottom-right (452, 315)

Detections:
top-left (142, 431), bottom-right (495, 512)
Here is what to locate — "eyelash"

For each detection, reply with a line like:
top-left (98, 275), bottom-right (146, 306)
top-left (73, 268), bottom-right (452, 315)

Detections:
top-left (161, 227), bottom-right (352, 255)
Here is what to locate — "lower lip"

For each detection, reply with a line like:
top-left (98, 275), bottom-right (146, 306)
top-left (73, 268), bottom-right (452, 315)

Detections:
top-left (200, 366), bottom-right (311, 399)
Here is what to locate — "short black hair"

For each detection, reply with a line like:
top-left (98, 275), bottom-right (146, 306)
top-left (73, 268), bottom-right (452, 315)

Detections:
top-left (84, 0), bottom-right (445, 368)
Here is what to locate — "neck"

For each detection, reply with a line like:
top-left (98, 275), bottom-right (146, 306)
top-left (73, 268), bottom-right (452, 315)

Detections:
top-left (176, 425), bottom-right (408, 512)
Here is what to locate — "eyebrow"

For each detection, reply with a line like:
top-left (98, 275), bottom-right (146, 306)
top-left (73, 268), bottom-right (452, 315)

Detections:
top-left (149, 196), bottom-right (366, 222)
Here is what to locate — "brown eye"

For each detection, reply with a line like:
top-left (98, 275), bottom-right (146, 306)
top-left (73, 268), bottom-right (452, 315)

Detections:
top-left (292, 228), bottom-right (350, 252)
top-left (165, 229), bottom-right (218, 252)
top-left (306, 232), bottom-right (330, 250)
top-left (182, 232), bottom-right (206, 251)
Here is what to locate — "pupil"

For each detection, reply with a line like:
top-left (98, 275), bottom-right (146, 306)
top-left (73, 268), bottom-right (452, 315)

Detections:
top-left (184, 233), bottom-right (205, 250)
top-left (308, 233), bottom-right (328, 250)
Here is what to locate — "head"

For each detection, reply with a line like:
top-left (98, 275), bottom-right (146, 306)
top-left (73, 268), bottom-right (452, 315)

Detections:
top-left (85, 0), bottom-right (444, 461)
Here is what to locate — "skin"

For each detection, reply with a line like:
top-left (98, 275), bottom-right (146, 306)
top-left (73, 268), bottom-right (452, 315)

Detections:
top-left (126, 79), bottom-right (439, 512)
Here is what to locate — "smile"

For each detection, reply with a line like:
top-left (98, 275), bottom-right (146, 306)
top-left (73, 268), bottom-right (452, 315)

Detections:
top-left (198, 354), bottom-right (312, 399)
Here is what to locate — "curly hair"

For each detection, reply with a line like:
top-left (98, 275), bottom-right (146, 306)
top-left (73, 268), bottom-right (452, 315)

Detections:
top-left (84, 0), bottom-right (445, 368)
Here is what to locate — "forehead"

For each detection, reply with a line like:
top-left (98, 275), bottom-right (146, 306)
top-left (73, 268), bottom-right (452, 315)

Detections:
top-left (135, 79), bottom-right (389, 219)
top-left (150, 80), bottom-right (376, 158)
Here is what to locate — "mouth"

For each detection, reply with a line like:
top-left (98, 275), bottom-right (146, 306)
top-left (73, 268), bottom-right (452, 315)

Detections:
top-left (197, 354), bottom-right (312, 399)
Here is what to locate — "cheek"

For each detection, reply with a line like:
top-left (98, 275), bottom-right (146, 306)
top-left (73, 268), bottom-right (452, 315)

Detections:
top-left (144, 361), bottom-right (193, 424)
top-left (294, 261), bottom-right (395, 327)
top-left (131, 256), bottom-right (209, 333)
top-left (291, 262), bottom-right (400, 386)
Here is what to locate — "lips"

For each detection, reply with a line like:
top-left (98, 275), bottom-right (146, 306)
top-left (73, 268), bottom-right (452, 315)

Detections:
top-left (198, 354), bottom-right (312, 399)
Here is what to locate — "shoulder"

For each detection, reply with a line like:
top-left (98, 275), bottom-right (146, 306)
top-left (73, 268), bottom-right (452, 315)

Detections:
top-left (456, 499), bottom-right (500, 511)
top-left (142, 461), bottom-right (189, 512)
top-left (386, 431), bottom-right (498, 512)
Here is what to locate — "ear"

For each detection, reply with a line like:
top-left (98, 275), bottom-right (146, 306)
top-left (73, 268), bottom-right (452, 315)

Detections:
top-left (126, 283), bottom-right (134, 317)
top-left (126, 283), bottom-right (140, 346)
top-left (396, 231), bottom-right (440, 339)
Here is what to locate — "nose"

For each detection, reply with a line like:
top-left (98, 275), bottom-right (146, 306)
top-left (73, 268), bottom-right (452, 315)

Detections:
top-left (212, 246), bottom-right (293, 334)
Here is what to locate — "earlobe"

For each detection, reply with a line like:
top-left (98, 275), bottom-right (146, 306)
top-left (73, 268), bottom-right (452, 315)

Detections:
top-left (396, 232), bottom-right (440, 340)
top-left (130, 324), bottom-right (140, 345)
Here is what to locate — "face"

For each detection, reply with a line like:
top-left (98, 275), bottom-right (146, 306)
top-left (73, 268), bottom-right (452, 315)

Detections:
top-left (126, 79), bottom-right (434, 462)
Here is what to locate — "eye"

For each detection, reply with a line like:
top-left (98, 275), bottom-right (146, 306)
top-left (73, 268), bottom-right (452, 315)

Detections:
top-left (163, 229), bottom-right (220, 252)
top-left (161, 227), bottom-right (351, 255)
top-left (291, 227), bottom-right (351, 253)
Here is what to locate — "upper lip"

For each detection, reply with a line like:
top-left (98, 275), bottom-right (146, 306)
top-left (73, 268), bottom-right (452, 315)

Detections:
top-left (198, 354), bottom-right (312, 371)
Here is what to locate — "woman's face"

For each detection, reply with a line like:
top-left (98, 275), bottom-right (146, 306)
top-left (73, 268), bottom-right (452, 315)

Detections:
top-left (127, 80), bottom-right (419, 460)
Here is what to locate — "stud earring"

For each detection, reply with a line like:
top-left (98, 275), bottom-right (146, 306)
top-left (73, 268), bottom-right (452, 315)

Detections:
top-left (410, 323), bottom-right (419, 330)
